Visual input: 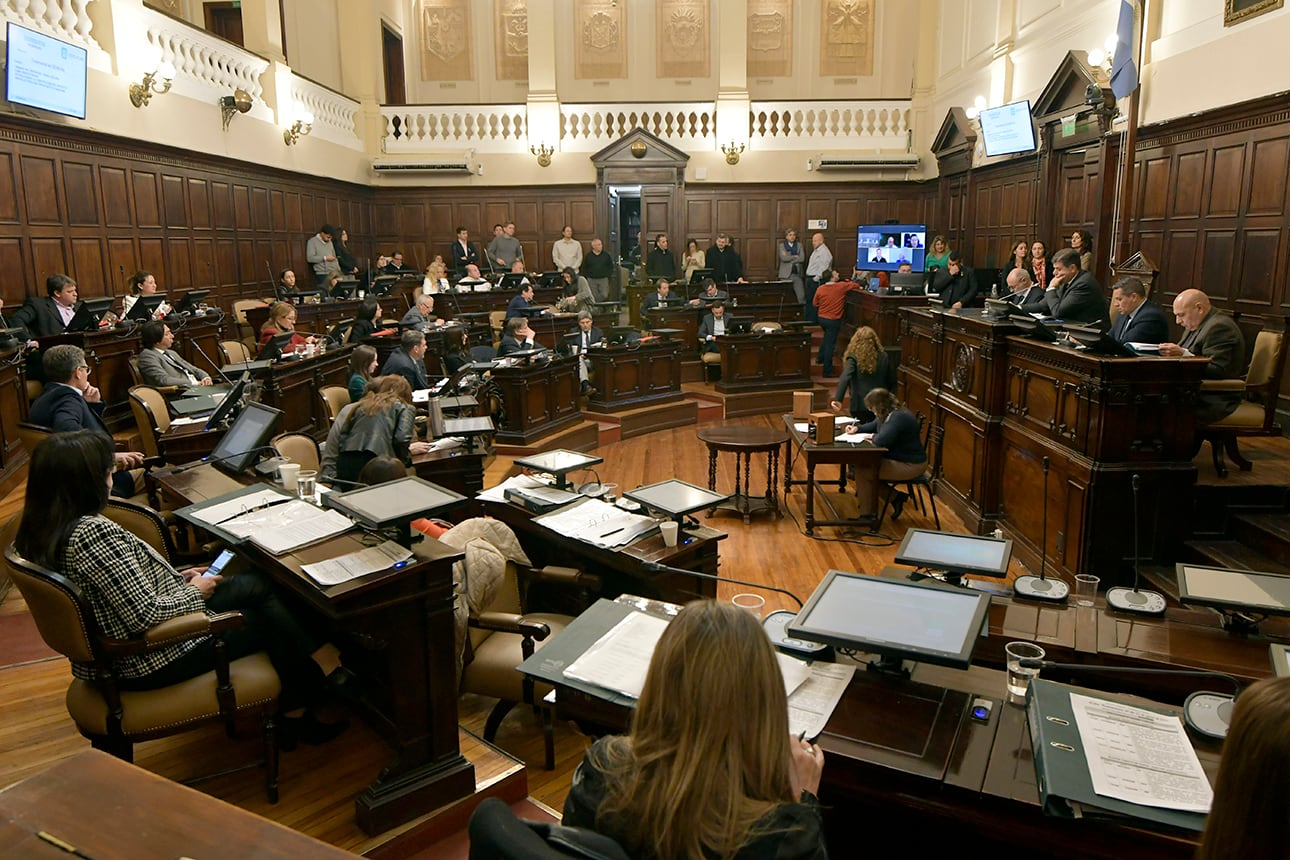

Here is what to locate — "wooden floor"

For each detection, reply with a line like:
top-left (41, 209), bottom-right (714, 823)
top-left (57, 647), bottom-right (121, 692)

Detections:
top-left (2, 420), bottom-right (1287, 854)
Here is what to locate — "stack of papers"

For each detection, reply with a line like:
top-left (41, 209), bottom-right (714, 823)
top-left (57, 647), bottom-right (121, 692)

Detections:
top-left (302, 540), bottom-right (413, 586)
top-left (477, 473), bottom-right (550, 503)
top-left (534, 497), bottom-right (657, 548)
top-left (185, 488), bottom-right (354, 555)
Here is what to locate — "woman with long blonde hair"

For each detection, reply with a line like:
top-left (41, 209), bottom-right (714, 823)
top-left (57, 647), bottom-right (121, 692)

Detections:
top-left (259, 301), bottom-right (312, 350)
top-left (319, 375), bottom-right (429, 482)
top-left (563, 600), bottom-right (826, 860)
top-left (830, 326), bottom-right (895, 423)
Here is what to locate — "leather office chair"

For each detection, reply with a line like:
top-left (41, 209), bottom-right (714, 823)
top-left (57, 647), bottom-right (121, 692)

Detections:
top-left (1198, 327), bottom-right (1288, 478)
top-left (875, 413), bottom-right (942, 530)
top-left (219, 340), bottom-right (253, 365)
top-left (231, 299), bottom-right (268, 348)
top-left (752, 320), bottom-right (783, 334)
top-left (319, 386), bottom-right (350, 427)
top-left (18, 421), bottom-right (52, 457)
top-left (272, 432), bottom-right (320, 473)
top-left (470, 344), bottom-right (498, 362)
top-left (128, 385), bottom-right (171, 461)
top-left (2, 541), bottom-right (283, 802)
top-left (489, 310), bottom-right (508, 346)
top-left (467, 796), bottom-right (630, 860)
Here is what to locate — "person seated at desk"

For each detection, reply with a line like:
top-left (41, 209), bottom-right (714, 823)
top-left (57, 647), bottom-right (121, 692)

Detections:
top-left (259, 302), bottom-right (312, 351)
top-left (568, 311), bottom-right (603, 396)
top-left (422, 260), bottom-right (450, 294)
top-left (831, 326), bottom-right (895, 423)
top-left (562, 600), bottom-right (826, 860)
top-left (346, 296), bottom-right (383, 343)
top-left (276, 268), bottom-right (307, 301)
top-left (498, 316), bottom-right (539, 356)
top-left (451, 226), bottom-right (478, 274)
top-left (442, 326), bottom-right (471, 374)
top-left (1043, 248), bottom-right (1108, 330)
top-left (400, 294), bottom-right (439, 330)
top-left (380, 330), bottom-right (430, 391)
top-left (697, 301), bottom-right (729, 355)
top-left (641, 280), bottom-right (679, 314)
top-left (378, 251), bottom-right (409, 276)
top-left (456, 263), bottom-right (490, 290)
top-left (121, 270), bottom-right (168, 318)
top-left (320, 375), bottom-right (430, 483)
top-left (7, 273), bottom-right (81, 338)
top-left (347, 344), bottom-right (378, 402)
top-left (137, 321), bottom-right (212, 388)
top-left (1159, 288), bottom-right (1247, 424)
top-left (18, 429), bottom-right (348, 747)
top-left (930, 251), bottom-right (976, 309)
top-left (1197, 676), bottom-right (1290, 860)
top-left (1109, 277), bottom-right (1168, 345)
top-left (845, 388), bottom-right (928, 519)
top-left (556, 268), bottom-right (595, 315)
top-left (30, 344), bottom-right (145, 497)
top-left (506, 283), bottom-right (543, 319)
top-left (689, 279), bottom-right (730, 308)
top-left (1004, 268), bottom-right (1047, 311)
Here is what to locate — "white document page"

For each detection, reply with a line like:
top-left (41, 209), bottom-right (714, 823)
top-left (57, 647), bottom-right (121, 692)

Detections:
top-left (777, 653), bottom-right (812, 698)
top-left (535, 498), bottom-right (656, 548)
top-left (476, 473), bottom-right (549, 503)
top-left (220, 499), bottom-right (355, 555)
top-left (787, 662), bottom-right (856, 740)
top-left (302, 540), bottom-right (412, 586)
top-left (563, 611), bottom-right (670, 699)
top-left (1069, 693), bottom-right (1213, 813)
top-left (188, 488), bottom-right (291, 527)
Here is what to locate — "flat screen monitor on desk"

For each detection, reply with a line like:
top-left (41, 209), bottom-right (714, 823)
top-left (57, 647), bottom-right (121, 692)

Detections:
top-left (515, 449), bottom-right (605, 490)
top-left (1065, 328), bottom-right (1138, 357)
top-left (689, 269), bottom-right (714, 284)
top-left (1176, 564), bottom-right (1290, 620)
top-left (894, 529), bottom-right (1012, 587)
top-left (207, 400), bottom-right (283, 475)
top-left (172, 290), bottom-right (210, 316)
top-left (66, 297), bottom-right (115, 332)
top-left (125, 294), bottom-right (168, 321)
top-left (256, 331), bottom-right (297, 361)
top-left (788, 570), bottom-right (990, 670)
top-left (203, 372), bottom-right (251, 430)
top-left (324, 476), bottom-right (466, 532)
top-left (625, 479), bottom-right (730, 525)
top-left (888, 272), bottom-right (925, 294)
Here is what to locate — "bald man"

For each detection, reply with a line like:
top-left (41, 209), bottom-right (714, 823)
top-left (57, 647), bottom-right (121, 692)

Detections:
top-left (1004, 268), bottom-right (1046, 311)
top-left (1159, 289), bottom-right (1246, 424)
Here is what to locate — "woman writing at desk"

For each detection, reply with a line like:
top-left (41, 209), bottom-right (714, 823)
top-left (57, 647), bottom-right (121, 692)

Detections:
top-left (563, 600), bottom-right (827, 860)
top-left (16, 431), bottom-right (346, 746)
top-left (845, 388), bottom-right (927, 519)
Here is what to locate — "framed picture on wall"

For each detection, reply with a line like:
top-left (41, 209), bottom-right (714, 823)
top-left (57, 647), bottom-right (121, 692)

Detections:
top-left (1225, 0), bottom-right (1284, 26)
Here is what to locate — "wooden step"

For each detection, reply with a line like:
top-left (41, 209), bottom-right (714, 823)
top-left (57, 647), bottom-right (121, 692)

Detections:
top-left (1228, 512), bottom-right (1290, 570)
top-left (493, 420), bottom-right (600, 457)
top-left (582, 398), bottom-right (698, 440)
top-left (392, 797), bottom-right (562, 860)
top-left (1183, 539), bottom-right (1290, 575)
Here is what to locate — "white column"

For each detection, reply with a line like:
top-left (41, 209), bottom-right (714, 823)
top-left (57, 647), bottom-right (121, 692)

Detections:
top-left (526, 0), bottom-right (560, 153)
top-left (715, 0), bottom-right (750, 151)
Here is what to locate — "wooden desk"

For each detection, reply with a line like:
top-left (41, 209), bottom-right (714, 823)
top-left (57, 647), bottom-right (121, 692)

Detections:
top-left (716, 331), bottom-right (813, 393)
top-left (584, 339), bottom-right (683, 413)
top-left (148, 464), bottom-right (474, 834)
top-left (251, 347), bottom-right (354, 436)
top-left (526, 312), bottom-right (619, 350)
top-left (246, 298), bottom-right (362, 342)
top-left (491, 354), bottom-right (582, 445)
top-left (434, 286), bottom-right (565, 323)
top-left (782, 414), bottom-right (886, 533)
top-left (841, 290), bottom-right (928, 354)
top-left (157, 421), bottom-right (226, 463)
top-left (642, 305), bottom-right (703, 344)
top-left (0, 750), bottom-right (356, 859)
top-left (697, 424), bottom-right (788, 523)
top-left (411, 444), bottom-right (490, 498)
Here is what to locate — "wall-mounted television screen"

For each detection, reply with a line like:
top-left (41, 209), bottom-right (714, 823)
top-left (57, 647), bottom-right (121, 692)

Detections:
top-left (978, 99), bottom-right (1036, 158)
top-left (5, 22), bottom-right (87, 120)
top-left (856, 223), bottom-right (926, 273)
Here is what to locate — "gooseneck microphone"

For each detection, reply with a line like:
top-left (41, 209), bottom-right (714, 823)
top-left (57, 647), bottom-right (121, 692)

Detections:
top-left (1106, 474), bottom-right (1168, 616)
top-left (1014, 456), bottom-right (1071, 603)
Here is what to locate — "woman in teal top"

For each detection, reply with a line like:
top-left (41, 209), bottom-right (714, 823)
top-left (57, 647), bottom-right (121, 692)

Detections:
top-left (925, 235), bottom-right (951, 270)
top-left (347, 344), bottom-right (377, 403)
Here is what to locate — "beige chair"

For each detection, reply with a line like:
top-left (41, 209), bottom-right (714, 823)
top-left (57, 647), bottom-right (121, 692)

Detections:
top-left (751, 320), bottom-right (783, 334)
top-left (3, 540), bottom-right (283, 802)
top-left (128, 385), bottom-right (171, 461)
top-left (219, 340), bottom-right (253, 365)
top-left (319, 386), bottom-right (350, 427)
top-left (232, 299), bottom-right (268, 347)
top-left (489, 310), bottom-right (508, 346)
top-left (460, 563), bottom-right (598, 770)
top-left (1199, 327), bottom-right (1289, 478)
top-left (18, 421), bottom-right (52, 457)
top-left (271, 432), bottom-right (320, 473)
top-left (101, 498), bottom-right (178, 561)
top-left (127, 356), bottom-right (180, 396)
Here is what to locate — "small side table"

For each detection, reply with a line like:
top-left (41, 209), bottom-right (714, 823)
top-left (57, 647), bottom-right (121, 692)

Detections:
top-left (697, 425), bottom-right (789, 523)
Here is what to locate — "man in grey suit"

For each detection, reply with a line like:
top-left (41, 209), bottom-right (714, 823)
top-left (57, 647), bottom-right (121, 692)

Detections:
top-left (1160, 289), bottom-right (1247, 424)
top-left (1043, 247), bottom-right (1108, 330)
top-left (778, 228), bottom-right (806, 303)
top-left (137, 321), bottom-right (212, 387)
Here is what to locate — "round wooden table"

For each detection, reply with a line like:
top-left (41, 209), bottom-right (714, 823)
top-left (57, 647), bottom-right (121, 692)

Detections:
top-left (696, 425), bottom-right (790, 523)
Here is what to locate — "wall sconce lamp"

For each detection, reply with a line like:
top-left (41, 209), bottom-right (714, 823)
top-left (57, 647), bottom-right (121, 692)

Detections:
top-left (721, 141), bottom-right (745, 165)
top-left (964, 95), bottom-right (987, 120)
top-left (530, 143), bottom-right (554, 167)
top-left (283, 112), bottom-right (313, 146)
top-left (128, 60), bottom-right (176, 108)
top-left (1086, 34), bottom-right (1118, 75)
top-left (219, 89), bottom-right (253, 131)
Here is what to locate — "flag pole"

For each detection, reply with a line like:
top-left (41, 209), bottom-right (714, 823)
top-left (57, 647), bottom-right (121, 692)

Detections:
top-left (1113, 0), bottom-right (1147, 266)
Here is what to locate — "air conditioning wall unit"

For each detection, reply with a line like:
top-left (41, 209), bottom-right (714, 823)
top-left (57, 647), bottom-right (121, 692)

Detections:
top-left (812, 153), bottom-right (920, 170)
top-left (372, 156), bottom-right (475, 174)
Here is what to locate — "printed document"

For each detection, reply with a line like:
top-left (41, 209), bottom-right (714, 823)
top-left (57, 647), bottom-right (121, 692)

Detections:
top-left (787, 662), bottom-right (856, 739)
top-left (219, 499), bottom-right (354, 555)
top-left (302, 540), bottom-right (413, 586)
top-left (564, 611), bottom-right (669, 698)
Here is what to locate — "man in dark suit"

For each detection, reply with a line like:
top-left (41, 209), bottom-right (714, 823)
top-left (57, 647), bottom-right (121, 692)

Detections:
top-left (645, 233), bottom-right (676, 280)
top-left (506, 283), bottom-right (541, 319)
top-left (1004, 268), bottom-right (1047, 311)
top-left (7, 273), bottom-right (80, 338)
top-left (498, 317), bottom-right (539, 356)
top-left (568, 311), bottom-right (603, 395)
top-left (1160, 289), bottom-right (1247, 424)
top-left (1043, 248), bottom-right (1108, 330)
top-left (641, 280), bottom-right (678, 314)
top-left (697, 301), bottom-right (729, 355)
top-left (137, 321), bottom-right (213, 388)
top-left (29, 344), bottom-right (144, 495)
top-left (706, 234), bottom-right (744, 283)
top-left (930, 251), bottom-right (976, 309)
top-left (451, 226), bottom-right (478, 273)
top-left (380, 330), bottom-right (430, 390)
top-left (1109, 277), bottom-right (1168, 345)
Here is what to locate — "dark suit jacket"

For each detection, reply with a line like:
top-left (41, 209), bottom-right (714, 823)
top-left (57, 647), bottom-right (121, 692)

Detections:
top-left (498, 334), bottom-right (538, 356)
top-left (1044, 270), bottom-right (1108, 330)
top-left (706, 246), bottom-right (743, 282)
top-left (566, 326), bottom-right (603, 354)
top-left (641, 292), bottom-right (679, 314)
top-left (645, 248), bottom-right (676, 279)
top-left (380, 348), bottom-right (428, 390)
top-left (9, 296), bottom-right (73, 338)
top-left (1182, 310), bottom-right (1246, 424)
top-left (1110, 300), bottom-right (1169, 344)
top-left (451, 240), bottom-right (478, 272)
top-left (1007, 285), bottom-right (1048, 311)
top-left (505, 294), bottom-right (536, 319)
top-left (932, 267), bottom-right (977, 308)
top-left (29, 383), bottom-right (110, 435)
top-left (698, 313), bottom-right (729, 352)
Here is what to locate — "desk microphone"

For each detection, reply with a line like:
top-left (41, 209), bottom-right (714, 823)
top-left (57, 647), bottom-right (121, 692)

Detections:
top-left (1017, 658), bottom-right (1239, 740)
top-left (188, 339), bottom-right (235, 386)
top-left (1107, 474), bottom-right (1168, 616)
top-left (1013, 456), bottom-right (1070, 603)
top-left (170, 445), bottom-right (278, 474)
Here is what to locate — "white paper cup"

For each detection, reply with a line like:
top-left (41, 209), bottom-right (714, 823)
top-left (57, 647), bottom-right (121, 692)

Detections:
top-left (659, 521), bottom-right (679, 547)
top-left (278, 462), bottom-right (301, 491)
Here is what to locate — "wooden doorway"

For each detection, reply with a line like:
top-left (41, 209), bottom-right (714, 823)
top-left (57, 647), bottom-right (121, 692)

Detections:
top-left (382, 24), bottom-right (406, 105)
top-left (203, 2), bottom-right (244, 46)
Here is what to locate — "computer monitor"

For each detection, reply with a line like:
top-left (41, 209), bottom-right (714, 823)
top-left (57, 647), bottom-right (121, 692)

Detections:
top-left (538, 271), bottom-right (564, 289)
top-left (624, 479), bottom-right (730, 525)
top-left (889, 272), bottom-right (925, 294)
top-left (894, 529), bottom-right (1013, 584)
top-left (856, 224), bottom-right (927, 273)
top-left (324, 476), bottom-right (466, 532)
top-left (514, 449), bottom-right (605, 490)
top-left (125, 294), bottom-right (168, 321)
top-left (256, 331), bottom-right (297, 361)
top-left (726, 317), bottom-right (751, 335)
top-left (171, 290), bottom-right (210, 316)
top-left (1176, 564), bottom-right (1290, 619)
top-left (1065, 329), bottom-right (1138, 357)
top-left (329, 278), bottom-right (359, 299)
top-left (369, 275), bottom-right (398, 296)
top-left (605, 325), bottom-right (638, 345)
top-left (203, 372), bottom-right (250, 431)
top-left (1008, 314), bottom-right (1061, 342)
top-left (498, 273), bottom-right (532, 290)
top-left (978, 99), bottom-right (1037, 158)
top-left (66, 297), bottom-right (115, 332)
top-left (207, 400), bottom-right (282, 475)
top-left (689, 268), bottom-right (714, 284)
top-left (788, 570), bottom-right (990, 670)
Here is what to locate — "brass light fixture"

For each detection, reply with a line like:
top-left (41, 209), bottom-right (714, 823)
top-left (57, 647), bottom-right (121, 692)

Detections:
top-left (128, 60), bottom-right (176, 108)
top-left (219, 89), bottom-right (253, 131)
top-left (530, 143), bottom-right (554, 167)
top-left (283, 112), bottom-right (313, 146)
top-left (721, 141), bottom-right (745, 165)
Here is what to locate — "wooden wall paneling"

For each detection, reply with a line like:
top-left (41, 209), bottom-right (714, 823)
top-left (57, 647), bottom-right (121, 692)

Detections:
top-left (895, 196), bottom-right (924, 225)
top-left (715, 199), bottom-right (741, 234)
top-left (456, 202), bottom-right (483, 237)
top-left (188, 178), bottom-right (211, 230)
top-left (1155, 230), bottom-right (1193, 299)
top-left (269, 189), bottom-right (285, 232)
top-left (686, 198), bottom-right (712, 242)
top-left (400, 202), bottom-right (427, 239)
top-left (1200, 230), bottom-right (1235, 301)
top-left (250, 187), bottom-right (271, 231)
top-left (101, 166), bottom-right (131, 227)
top-left (1170, 150), bottom-right (1206, 219)
top-left (0, 151), bottom-right (18, 224)
top-left (1248, 136), bottom-right (1289, 216)
top-left (428, 203), bottom-right (455, 240)
top-left (30, 238), bottom-right (67, 283)
top-left (165, 238), bottom-right (194, 289)
top-left (571, 200), bottom-right (595, 236)
top-left (63, 162), bottom-right (99, 226)
top-left (775, 199), bottom-right (802, 235)
top-left (283, 191), bottom-right (303, 233)
top-left (161, 174), bottom-right (186, 228)
top-left (232, 184), bottom-right (252, 231)
top-left (236, 238), bottom-right (258, 289)
top-left (745, 196), bottom-right (772, 234)
top-left (21, 156), bottom-right (61, 224)
top-left (213, 181), bottom-right (235, 230)
top-left (373, 201), bottom-right (399, 235)
top-left (214, 238), bottom-right (238, 287)
top-left (1206, 144), bottom-right (1245, 217)
top-left (107, 239), bottom-right (135, 288)
top-left (0, 240), bottom-right (23, 294)
top-left (191, 238), bottom-right (216, 288)
top-left (70, 238), bottom-right (107, 295)
top-left (513, 201), bottom-right (538, 236)
top-left (1235, 229), bottom-right (1280, 306)
top-left (485, 203), bottom-right (510, 233)
top-left (137, 239), bottom-right (165, 283)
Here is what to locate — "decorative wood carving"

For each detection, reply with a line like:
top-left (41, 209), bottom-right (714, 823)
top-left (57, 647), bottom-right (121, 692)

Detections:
top-left (657, 0), bottom-right (709, 79)
top-left (494, 0), bottom-right (528, 81)
top-left (420, 0), bottom-right (473, 82)
top-left (574, 0), bottom-right (627, 79)
top-left (748, 0), bottom-right (793, 78)
top-left (820, 0), bottom-right (874, 78)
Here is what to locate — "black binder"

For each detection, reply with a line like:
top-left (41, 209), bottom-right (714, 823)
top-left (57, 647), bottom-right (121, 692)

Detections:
top-left (1026, 679), bottom-right (1209, 832)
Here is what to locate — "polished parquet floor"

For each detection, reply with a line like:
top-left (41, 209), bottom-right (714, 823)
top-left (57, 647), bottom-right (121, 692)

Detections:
top-left (1, 420), bottom-right (1286, 853)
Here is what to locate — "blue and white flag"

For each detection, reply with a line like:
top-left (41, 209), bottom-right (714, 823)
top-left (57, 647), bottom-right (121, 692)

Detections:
top-left (1110, 0), bottom-right (1139, 99)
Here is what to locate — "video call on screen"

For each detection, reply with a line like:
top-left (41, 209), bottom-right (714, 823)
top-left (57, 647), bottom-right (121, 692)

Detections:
top-left (856, 226), bottom-right (927, 273)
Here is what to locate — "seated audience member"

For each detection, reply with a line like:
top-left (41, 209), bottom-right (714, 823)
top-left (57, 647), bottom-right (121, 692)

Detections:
top-left (697, 301), bottom-right (728, 354)
top-left (277, 268), bottom-right (305, 300)
top-left (706, 233), bottom-right (746, 283)
top-left (846, 388), bottom-right (928, 519)
top-left (1029, 240), bottom-right (1054, 290)
top-left (30, 345), bottom-right (144, 496)
top-left (456, 263), bottom-right (489, 289)
top-left (380, 252), bottom-right (407, 275)
top-left (442, 326), bottom-right (471, 374)
top-left (1159, 288), bottom-right (1247, 424)
top-left (1196, 676), bottom-right (1290, 860)
top-left (1070, 229), bottom-right (1094, 273)
top-left (8, 274), bottom-right (82, 338)
top-left (1043, 248), bottom-right (1108, 329)
top-left (1004, 268), bottom-right (1047, 310)
top-left (498, 316), bottom-right (539, 356)
top-left (380, 330), bottom-right (430, 391)
top-left (1004, 240), bottom-right (1030, 274)
top-left (451, 227), bottom-right (478, 273)
top-left (813, 269), bottom-right (860, 376)
top-left (320, 375), bottom-right (429, 482)
top-left (422, 260), bottom-right (450, 293)
top-left (562, 600), bottom-right (826, 860)
top-left (137, 321), bottom-right (212, 388)
top-left (689, 279), bottom-right (730, 307)
top-left (930, 250), bottom-right (976, 309)
top-left (16, 430), bottom-right (347, 746)
top-left (400, 295), bottom-right (438, 329)
top-left (347, 344), bottom-right (378, 402)
top-left (1108, 277), bottom-right (1168, 345)
top-left (346, 296), bottom-right (383, 343)
top-left (122, 270), bottom-right (166, 318)
top-left (506, 283), bottom-right (540, 319)
top-left (556, 267), bottom-right (595, 315)
top-left (357, 455), bottom-right (409, 486)
top-left (831, 327), bottom-right (896, 423)
top-left (567, 311), bottom-right (603, 395)
top-left (641, 280), bottom-right (677, 313)
top-left (259, 301), bottom-right (311, 350)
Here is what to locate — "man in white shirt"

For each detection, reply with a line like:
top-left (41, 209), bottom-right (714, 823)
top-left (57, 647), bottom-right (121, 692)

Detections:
top-left (552, 225), bottom-right (583, 272)
top-left (805, 232), bottom-right (833, 324)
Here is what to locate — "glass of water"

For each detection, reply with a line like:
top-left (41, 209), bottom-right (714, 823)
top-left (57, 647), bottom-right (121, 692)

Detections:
top-left (296, 470), bottom-right (318, 503)
top-left (1004, 641), bottom-right (1045, 704)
